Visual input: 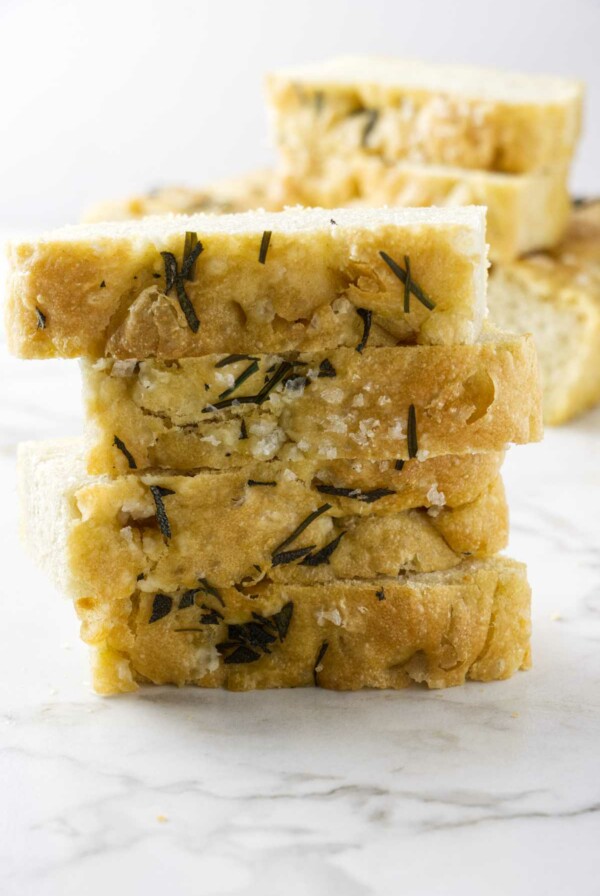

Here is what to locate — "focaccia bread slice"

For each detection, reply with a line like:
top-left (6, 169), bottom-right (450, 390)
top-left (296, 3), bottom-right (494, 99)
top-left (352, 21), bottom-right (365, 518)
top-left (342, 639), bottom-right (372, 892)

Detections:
top-left (278, 159), bottom-right (570, 263)
top-left (82, 169), bottom-right (282, 223)
top-left (18, 438), bottom-right (508, 602)
top-left (6, 205), bottom-right (488, 359)
top-left (82, 559), bottom-right (535, 694)
top-left (267, 56), bottom-right (583, 175)
top-left (83, 331), bottom-right (542, 473)
top-left (489, 200), bottom-right (600, 424)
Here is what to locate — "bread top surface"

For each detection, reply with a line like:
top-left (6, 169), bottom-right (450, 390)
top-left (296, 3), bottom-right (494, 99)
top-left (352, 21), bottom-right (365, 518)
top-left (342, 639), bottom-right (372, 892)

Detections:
top-left (269, 56), bottom-right (583, 104)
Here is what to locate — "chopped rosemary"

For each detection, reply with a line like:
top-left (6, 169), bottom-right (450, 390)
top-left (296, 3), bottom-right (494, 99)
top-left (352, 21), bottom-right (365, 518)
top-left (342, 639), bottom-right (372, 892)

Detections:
top-left (203, 361), bottom-right (293, 412)
top-left (178, 589), bottom-right (199, 610)
top-left (113, 435), bottom-right (137, 469)
top-left (313, 640), bottom-right (329, 686)
top-left (403, 254), bottom-right (411, 313)
top-left (182, 231), bottom-right (202, 281)
top-left (315, 485), bottom-right (395, 503)
top-left (318, 358), bottom-right (337, 378)
top-left (35, 307), bottom-right (46, 330)
top-left (247, 479), bottom-right (276, 487)
top-left (216, 354), bottom-right (259, 368)
top-left (379, 251), bottom-right (436, 310)
top-left (394, 459), bottom-right (405, 471)
top-left (219, 360), bottom-right (260, 399)
top-left (197, 577), bottom-right (225, 607)
top-left (149, 485), bottom-right (175, 539)
top-left (239, 419), bottom-right (248, 440)
top-left (272, 545), bottom-right (316, 567)
top-left (301, 532), bottom-right (345, 566)
top-left (356, 308), bottom-right (372, 353)
top-left (149, 593), bottom-right (173, 624)
top-left (407, 404), bottom-right (418, 459)
top-left (258, 230), bottom-right (272, 264)
top-left (271, 503), bottom-right (332, 555)
top-left (330, 218), bottom-right (337, 225)
top-left (100, 280), bottom-right (106, 288)
top-left (217, 602), bottom-right (294, 664)
top-left (160, 231), bottom-right (203, 333)
top-left (200, 604), bottom-right (224, 625)
top-left (361, 108), bottom-right (379, 147)
top-left (376, 588), bottom-right (386, 601)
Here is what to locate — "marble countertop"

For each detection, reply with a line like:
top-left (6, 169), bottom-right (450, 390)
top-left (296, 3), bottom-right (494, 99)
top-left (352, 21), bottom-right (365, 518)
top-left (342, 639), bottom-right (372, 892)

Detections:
top-left (1, 339), bottom-right (599, 896)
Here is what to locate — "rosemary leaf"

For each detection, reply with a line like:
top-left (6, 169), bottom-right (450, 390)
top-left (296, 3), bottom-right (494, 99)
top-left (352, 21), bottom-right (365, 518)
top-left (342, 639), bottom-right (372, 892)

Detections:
top-left (394, 459), bottom-right (405, 471)
top-left (219, 360), bottom-right (260, 399)
top-left (216, 354), bottom-right (259, 368)
top-left (379, 251), bottom-right (436, 310)
top-left (300, 532), bottom-right (345, 566)
top-left (313, 640), bottom-right (329, 686)
top-left (272, 545), bottom-right (316, 567)
top-left (149, 593), bottom-right (173, 624)
top-left (258, 230), bottom-right (272, 264)
top-left (197, 577), bottom-right (225, 608)
top-left (149, 485), bottom-right (175, 539)
top-left (356, 308), bottom-right (372, 353)
top-left (113, 435), bottom-right (137, 469)
top-left (247, 479), bottom-right (277, 488)
top-left (407, 404), bottom-right (418, 459)
top-left (376, 588), bottom-right (386, 601)
top-left (272, 503), bottom-right (332, 555)
top-left (315, 485), bottom-right (395, 503)
top-left (35, 307), bottom-right (46, 330)
top-left (318, 358), bottom-right (337, 378)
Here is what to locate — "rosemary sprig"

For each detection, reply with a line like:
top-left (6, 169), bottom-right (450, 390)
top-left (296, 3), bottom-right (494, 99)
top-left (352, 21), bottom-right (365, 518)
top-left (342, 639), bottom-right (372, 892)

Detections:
top-left (258, 230), bottom-right (272, 264)
top-left (35, 307), bottom-right (46, 330)
top-left (271, 503), bottom-right (332, 555)
top-left (218, 360), bottom-right (260, 399)
top-left (313, 640), bottom-right (329, 686)
top-left (315, 485), bottom-right (395, 503)
top-left (149, 485), bottom-right (175, 539)
top-left (379, 251), bottom-right (436, 311)
top-left (113, 435), bottom-right (137, 469)
top-left (356, 308), bottom-right (372, 353)
top-left (149, 593), bottom-right (173, 624)
top-left (407, 404), bottom-right (418, 459)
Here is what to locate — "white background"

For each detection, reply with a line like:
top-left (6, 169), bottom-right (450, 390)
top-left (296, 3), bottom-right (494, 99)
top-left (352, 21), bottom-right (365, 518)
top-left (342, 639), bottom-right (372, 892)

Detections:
top-left (0, 0), bottom-right (598, 227)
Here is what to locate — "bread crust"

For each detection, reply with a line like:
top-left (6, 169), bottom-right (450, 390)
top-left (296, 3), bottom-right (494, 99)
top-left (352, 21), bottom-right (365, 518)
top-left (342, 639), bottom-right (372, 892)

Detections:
top-left (6, 206), bottom-right (487, 359)
top-left (83, 334), bottom-right (542, 473)
top-left (85, 558), bottom-right (531, 694)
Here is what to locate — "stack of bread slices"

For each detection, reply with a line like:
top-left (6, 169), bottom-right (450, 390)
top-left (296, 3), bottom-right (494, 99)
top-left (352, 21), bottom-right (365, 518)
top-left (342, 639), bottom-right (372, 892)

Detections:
top-left (9, 205), bottom-right (541, 694)
top-left (86, 58), bottom-right (595, 426)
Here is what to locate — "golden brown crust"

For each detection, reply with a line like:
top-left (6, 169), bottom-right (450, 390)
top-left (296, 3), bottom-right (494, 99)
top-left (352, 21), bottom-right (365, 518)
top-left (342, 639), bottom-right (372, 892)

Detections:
top-left (83, 335), bottom-right (542, 473)
top-left (82, 558), bottom-right (531, 694)
top-left (6, 207), bottom-right (487, 359)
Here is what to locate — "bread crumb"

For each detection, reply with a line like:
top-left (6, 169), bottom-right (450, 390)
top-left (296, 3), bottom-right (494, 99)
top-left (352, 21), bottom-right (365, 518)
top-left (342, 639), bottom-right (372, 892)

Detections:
top-left (156, 815), bottom-right (169, 823)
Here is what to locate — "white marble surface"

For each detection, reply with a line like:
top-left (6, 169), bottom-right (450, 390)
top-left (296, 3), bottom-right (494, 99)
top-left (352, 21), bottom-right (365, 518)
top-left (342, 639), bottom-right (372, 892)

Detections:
top-left (1, 336), bottom-right (600, 896)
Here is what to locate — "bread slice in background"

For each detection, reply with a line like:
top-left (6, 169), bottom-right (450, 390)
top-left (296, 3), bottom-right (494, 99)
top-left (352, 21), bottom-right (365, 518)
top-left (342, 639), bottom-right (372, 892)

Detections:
top-left (489, 201), bottom-right (600, 424)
